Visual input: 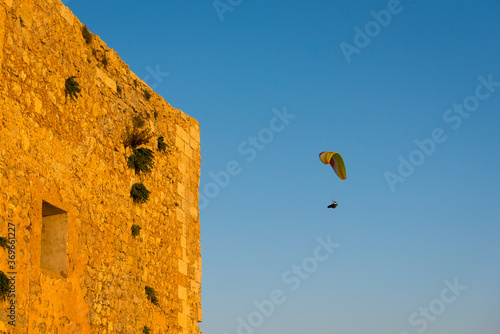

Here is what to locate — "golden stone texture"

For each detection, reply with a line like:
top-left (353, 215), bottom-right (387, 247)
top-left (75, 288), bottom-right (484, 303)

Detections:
top-left (0, 0), bottom-right (202, 333)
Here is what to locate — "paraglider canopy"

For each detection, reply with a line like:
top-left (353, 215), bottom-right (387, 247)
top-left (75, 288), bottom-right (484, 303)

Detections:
top-left (319, 152), bottom-right (346, 180)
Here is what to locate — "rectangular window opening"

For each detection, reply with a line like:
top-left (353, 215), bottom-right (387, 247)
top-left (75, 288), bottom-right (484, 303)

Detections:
top-left (41, 201), bottom-right (68, 276)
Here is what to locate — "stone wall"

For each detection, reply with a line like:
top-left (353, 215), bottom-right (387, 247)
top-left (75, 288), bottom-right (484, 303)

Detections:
top-left (0, 0), bottom-right (202, 333)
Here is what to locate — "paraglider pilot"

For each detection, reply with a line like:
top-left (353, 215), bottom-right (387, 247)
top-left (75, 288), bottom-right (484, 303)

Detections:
top-left (327, 201), bottom-right (338, 209)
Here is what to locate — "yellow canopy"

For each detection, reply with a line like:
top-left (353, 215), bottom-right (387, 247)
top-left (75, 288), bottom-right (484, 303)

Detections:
top-left (319, 152), bottom-right (346, 180)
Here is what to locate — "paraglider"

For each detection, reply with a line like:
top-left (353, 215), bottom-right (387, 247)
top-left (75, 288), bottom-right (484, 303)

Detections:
top-left (319, 151), bottom-right (346, 209)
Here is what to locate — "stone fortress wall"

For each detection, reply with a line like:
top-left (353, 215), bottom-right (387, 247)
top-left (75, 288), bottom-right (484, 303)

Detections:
top-left (0, 0), bottom-right (202, 332)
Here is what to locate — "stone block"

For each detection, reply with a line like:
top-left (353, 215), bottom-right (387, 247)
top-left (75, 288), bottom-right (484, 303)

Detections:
top-left (190, 125), bottom-right (200, 139)
top-left (175, 136), bottom-right (185, 151)
top-left (177, 126), bottom-right (190, 144)
top-left (95, 68), bottom-right (117, 92)
top-left (197, 307), bottom-right (203, 323)
top-left (33, 95), bottom-right (44, 115)
top-left (178, 285), bottom-right (187, 301)
top-left (59, 5), bottom-right (74, 25)
top-left (178, 312), bottom-right (189, 329)
top-left (178, 259), bottom-right (188, 276)
top-left (177, 182), bottom-right (185, 198)
top-left (182, 300), bottom-right (190, 316)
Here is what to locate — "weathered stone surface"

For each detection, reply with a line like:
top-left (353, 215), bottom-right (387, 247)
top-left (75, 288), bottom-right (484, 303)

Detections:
top-left (0, 0), bottom-right (202, 333)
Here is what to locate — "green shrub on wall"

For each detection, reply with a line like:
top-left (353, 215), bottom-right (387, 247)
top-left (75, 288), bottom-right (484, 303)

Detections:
top-left (130, 183), bottom-right (150, 203)
top-left (131, 225), bottom-right (142, 237)
top-left (143, 89), bottom-right (151, 101)
top-left (145, 286), bottom-right (159, 305)
top-left (157, 137), bottom-right (167, 152)
top-left (123, 116), bottom-right (152, 149)
top-left (0, 271), bottom-right (9, 301)
top-left (65, 76), bottom-right (81, 101)
top-left (128, 148), bottom-right (154, 175)
top-left (0, 237), bottom-right (8, 250)
top-left (82, 24), bottom-right (93, 44)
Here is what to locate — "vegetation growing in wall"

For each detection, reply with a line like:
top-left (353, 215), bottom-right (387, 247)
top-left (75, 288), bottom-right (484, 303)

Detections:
top-left (131, 225), bottom-right (142, 237)
top-left (145, 286), bottom-right (159, 305)
top-left (128, 148), bottom-right (154, 175)
top-left (130, 183), bottom-right (150, 203)
top-left (123, 116), bottom-right (152, 149)
top-left (101, 52), bottom-right (108, 68)
top-left (0, 271), bottom-right (9, 301)
top-left (157, 137), bottom-right (167, 153)
top-left (0, 237), bottom-right (8, 250)
top-left (65, 76), bottom-right (81, 101)
top-left (82, 24), bottom-right (93, 44)
top-left (132, 115), bottom-right (145, 128)
top-left (143, 89), bottom-right (151, 101)
top-left (143, 326), bottom-right (151, 334)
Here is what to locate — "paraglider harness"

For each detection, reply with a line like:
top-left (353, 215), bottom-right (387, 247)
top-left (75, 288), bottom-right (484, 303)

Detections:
top-left (327, 201), bottom-right (338, 209)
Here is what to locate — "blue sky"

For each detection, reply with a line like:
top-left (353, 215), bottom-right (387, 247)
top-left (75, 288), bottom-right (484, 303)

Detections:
top-left (67, 0), bottom-right (500, 333)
